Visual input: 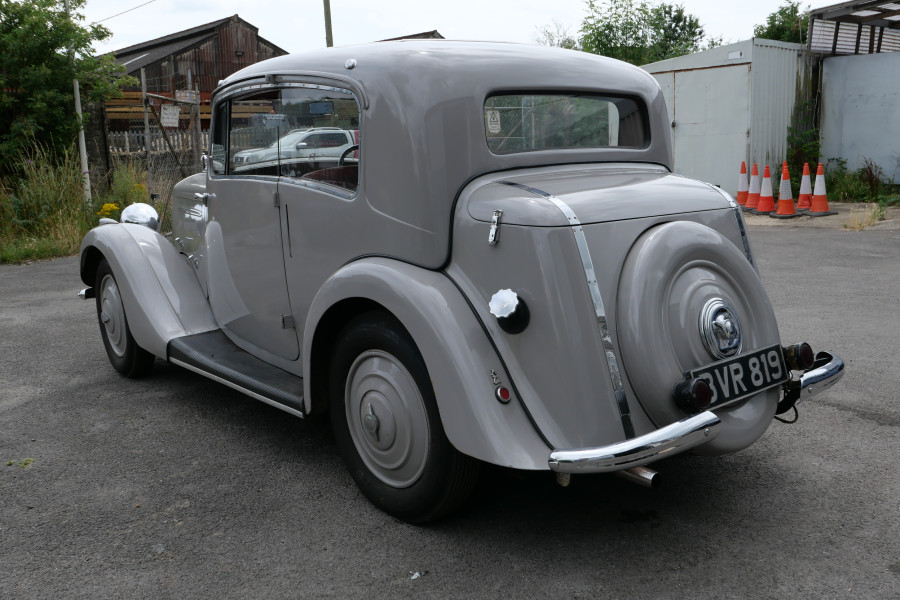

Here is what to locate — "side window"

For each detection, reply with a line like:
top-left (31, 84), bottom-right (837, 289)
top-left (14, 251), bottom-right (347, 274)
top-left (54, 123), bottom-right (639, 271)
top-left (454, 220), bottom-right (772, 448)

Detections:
top-left (279, 87), bottom-right (360, 193)
top-left (228, 89), bottom-right (284, 177)
top-left (211, 85), bottom-right (360, 193)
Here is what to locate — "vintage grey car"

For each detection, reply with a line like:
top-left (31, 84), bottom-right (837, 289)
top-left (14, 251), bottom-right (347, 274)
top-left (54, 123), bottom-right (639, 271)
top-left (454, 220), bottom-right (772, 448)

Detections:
top-left (79, 41), bottom-right (843, 522)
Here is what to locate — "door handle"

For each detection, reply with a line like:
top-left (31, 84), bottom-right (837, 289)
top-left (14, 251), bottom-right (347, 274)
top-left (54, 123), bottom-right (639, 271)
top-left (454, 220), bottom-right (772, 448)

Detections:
top-left (193, 192), bottom-right (216, 205)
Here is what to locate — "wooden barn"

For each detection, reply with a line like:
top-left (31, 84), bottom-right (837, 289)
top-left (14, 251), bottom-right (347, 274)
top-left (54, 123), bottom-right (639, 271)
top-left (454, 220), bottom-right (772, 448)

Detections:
top-left (113, 14), bottom-right (287, 99)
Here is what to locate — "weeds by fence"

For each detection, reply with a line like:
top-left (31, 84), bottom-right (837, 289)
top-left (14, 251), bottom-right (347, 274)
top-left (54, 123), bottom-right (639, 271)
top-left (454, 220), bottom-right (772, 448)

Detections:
top-left (0, 145), bottom-right (94, 262)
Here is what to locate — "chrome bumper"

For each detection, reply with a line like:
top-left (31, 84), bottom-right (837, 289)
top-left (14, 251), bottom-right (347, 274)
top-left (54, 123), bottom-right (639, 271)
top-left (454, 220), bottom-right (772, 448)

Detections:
top-left (780, 351), bottom-right (844, 408)
top-left (548, 411), bottom-right (722, 474)
top-left (548, 351), bottom-right (844, 475)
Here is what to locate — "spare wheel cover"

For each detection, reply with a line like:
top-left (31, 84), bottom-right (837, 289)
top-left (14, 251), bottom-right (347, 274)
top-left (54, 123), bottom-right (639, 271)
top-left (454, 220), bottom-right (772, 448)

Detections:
top-left (617, 221), bottom-right (780, 454)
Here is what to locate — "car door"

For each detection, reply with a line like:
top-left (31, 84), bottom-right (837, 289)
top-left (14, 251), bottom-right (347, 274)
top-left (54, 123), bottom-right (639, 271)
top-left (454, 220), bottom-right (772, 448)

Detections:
top-left (275, 86), bottom-right (363, 346)
top-left (205, 88), bottom-right (300, 362)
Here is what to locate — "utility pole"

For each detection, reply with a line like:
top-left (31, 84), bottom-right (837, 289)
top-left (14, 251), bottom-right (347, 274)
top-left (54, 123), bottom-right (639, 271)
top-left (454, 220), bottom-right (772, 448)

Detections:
top-left (64, 0), bottom-right (92, 204)
top-left (141, 69), bottom-right (154, 203)
top-left (323, 0), bottom-right (334, 47)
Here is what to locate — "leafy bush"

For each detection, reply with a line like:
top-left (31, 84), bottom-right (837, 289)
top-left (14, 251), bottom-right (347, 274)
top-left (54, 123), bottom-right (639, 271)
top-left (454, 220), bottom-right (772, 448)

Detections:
top-left (825, 159), bottom-right (871, 202)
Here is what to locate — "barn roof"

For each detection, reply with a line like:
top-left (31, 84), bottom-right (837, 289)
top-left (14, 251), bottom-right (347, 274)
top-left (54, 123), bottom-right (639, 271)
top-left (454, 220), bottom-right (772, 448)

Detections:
top-left (112, 15), bottom-right (287, 73)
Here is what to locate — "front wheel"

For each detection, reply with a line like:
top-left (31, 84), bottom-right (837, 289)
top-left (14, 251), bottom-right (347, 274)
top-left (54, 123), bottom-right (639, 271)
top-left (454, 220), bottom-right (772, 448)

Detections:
top-left (329, 312), bottom-right (479, 523)
top-left (95, 258), bottom-right (155, 378)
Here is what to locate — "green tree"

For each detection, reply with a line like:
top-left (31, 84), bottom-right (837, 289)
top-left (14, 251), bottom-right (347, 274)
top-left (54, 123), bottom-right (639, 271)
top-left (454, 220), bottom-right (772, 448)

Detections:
top-left (579, 0), bottom-right (712, 65)
top-left (535, 19), bottom-right (581, 50)
top-left (753, 1), bottom-right (809, 44)
top-left (646, 4), bottom-right (705, 61)
top-left (580, 0), bottom-right (652, 64)
top-left (0, 0), bottom-right (134, 168)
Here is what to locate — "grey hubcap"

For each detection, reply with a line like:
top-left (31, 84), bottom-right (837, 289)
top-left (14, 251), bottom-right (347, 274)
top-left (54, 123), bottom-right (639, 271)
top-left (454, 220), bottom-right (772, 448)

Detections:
top-left (344, 350), bottom-right (430, 488)
top-left (99, 274), bottom-right (127, 358)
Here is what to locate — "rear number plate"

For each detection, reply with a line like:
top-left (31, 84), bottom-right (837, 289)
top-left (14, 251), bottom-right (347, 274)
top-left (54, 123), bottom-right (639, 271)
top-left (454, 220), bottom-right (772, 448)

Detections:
top-left (691, 344), bottom-right (788, 408)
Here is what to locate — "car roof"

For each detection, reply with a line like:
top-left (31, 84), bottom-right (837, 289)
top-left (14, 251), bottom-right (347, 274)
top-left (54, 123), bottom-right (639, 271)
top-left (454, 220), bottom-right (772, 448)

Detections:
top-left (214, 41), bottom-right (673, 268)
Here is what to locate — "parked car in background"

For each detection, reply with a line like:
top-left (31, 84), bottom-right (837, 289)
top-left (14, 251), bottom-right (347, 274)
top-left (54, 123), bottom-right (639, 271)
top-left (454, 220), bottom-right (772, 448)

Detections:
top-left (78, 41), bottom-right (843, 523)
top-left (231, 127), bottom-right (357, 174)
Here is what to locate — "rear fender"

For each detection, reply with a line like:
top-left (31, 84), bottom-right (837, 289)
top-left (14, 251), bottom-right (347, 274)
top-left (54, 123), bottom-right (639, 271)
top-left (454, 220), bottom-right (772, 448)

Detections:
top-left (304, 257), bottom-right (550, 470)
top-left (80, 224), bottom-right (217, 358)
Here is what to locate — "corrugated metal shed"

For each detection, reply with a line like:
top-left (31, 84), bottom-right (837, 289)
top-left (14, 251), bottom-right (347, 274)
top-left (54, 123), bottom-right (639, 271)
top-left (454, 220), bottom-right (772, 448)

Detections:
top-left (642, 39), bottom-right (808, 195)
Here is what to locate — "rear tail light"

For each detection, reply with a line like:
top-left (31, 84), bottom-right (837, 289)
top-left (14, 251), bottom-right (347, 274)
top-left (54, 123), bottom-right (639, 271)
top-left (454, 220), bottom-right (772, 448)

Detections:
top-left (674, 378), bottom-right (713, 413)
top-left (783, 342), bottom-right (814, 371)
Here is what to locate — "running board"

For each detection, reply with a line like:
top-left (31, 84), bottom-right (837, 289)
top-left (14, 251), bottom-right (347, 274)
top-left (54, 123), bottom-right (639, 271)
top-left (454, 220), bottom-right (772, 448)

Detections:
top-left (167, 330), bottom-right (305, 417)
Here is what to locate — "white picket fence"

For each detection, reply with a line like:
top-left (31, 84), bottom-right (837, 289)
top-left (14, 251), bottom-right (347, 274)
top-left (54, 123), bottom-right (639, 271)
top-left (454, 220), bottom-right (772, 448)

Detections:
top-left (108, 129), bottom-right (210, 155)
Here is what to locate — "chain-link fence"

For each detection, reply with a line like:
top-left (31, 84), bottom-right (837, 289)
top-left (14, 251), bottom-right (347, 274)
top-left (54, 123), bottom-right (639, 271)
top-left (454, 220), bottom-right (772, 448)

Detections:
top-left (105, 71), bottom-right (206, 232)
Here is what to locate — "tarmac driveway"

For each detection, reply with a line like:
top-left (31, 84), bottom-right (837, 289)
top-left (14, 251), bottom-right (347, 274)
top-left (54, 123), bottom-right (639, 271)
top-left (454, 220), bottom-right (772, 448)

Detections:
top-left (0, 223), bottom-right (898, 599)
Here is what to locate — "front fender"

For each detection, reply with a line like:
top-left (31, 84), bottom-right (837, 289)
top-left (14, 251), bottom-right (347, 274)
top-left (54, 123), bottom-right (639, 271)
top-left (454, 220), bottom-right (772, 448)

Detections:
top-left (80, 224), bottom-right (217, 358)
top-left (304, 258), bottom-right (551, 470)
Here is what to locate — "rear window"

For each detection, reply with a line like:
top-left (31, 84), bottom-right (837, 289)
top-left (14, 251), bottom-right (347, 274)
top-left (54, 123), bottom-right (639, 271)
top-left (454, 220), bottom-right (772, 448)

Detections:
top-left (484, 93), bottom-right (646, 154)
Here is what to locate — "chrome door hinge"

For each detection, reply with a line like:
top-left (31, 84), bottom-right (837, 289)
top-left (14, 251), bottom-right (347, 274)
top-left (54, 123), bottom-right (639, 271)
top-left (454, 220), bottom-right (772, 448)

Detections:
top-left (273, 190), bottom-right (280, 208)
top-left (281, 314), bottom-right (295, 329)
top-left (488, 209), bottom-right (503, 246)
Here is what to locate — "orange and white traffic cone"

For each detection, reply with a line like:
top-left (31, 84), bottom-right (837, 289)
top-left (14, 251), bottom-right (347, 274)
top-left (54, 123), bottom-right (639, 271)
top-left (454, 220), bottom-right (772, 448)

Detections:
top-left (755, 165), bottom-right (776, 214)
top-left (770, 162), bottom-right (797, 219)
top-left (809, 163), bottom-right (836, 216)
top-left (736, 161), bottom-right (749, 206)
top-left (796, 163), bottom-right (812, 211)
top-left (744, 163), bottom-right (760, 212)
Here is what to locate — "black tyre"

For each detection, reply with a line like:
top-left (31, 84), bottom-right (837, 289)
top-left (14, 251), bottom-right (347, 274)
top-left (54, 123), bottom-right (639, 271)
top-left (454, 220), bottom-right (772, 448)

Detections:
top-left (94, 258), bottom-right (155, 378)
top-left (329, 311), bottom-right (479, 523)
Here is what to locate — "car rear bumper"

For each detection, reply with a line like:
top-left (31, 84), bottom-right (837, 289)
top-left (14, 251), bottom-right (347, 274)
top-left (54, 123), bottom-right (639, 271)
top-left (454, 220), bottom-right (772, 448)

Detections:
top-left (548, 351), bottom-right (844, 474)
top-left (777, 351), bottom-right (844, 413)
top-left (548, 411), bottom-right (722, 474)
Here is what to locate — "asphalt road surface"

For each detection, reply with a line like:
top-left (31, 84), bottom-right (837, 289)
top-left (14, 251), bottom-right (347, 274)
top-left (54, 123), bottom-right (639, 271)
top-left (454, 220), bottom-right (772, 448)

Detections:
top-left (1, 225), bottom-right (898, 599)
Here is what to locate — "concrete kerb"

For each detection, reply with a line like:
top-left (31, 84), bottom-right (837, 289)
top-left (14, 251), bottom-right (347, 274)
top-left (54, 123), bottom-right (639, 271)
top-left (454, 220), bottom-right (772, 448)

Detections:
top-left (742, 202), bottom-right (900, 230)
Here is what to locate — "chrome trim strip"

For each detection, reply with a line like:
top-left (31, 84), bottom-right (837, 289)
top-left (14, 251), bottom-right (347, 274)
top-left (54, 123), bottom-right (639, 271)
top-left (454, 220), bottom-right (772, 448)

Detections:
top-left (548, 411), bottom-right (722, 474)
top-left (169, 358), bottom-right (306, 419)
top-left (783, 351), bottom-right (844, 405)
top-left (707, 184), bottom-right (755, 268)
top-left (499, 180), bottom-right (634, 438)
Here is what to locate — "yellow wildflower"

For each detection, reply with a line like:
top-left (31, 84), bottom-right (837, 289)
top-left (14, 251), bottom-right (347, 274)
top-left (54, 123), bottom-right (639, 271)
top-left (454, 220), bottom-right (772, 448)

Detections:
top-left (97, 203), bottom-right (120, 218)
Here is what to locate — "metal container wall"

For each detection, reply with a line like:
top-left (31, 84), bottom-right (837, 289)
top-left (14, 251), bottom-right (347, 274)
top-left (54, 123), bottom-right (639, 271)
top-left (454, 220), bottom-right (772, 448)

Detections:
top-left (748, 40), bottom-right (807, 176)
top-left (643, 39), bottom-right (806, 196)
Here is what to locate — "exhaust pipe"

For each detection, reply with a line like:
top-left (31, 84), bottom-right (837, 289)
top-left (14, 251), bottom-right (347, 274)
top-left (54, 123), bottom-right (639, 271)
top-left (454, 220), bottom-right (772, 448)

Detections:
top-left (614, 466), bottom-right (660, 488)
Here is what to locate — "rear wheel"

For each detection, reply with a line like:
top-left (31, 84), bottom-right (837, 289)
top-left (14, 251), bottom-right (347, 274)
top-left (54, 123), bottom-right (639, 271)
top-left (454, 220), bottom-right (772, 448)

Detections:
top-left (95, 258), bottom-right (155, 378)
top-left (329, 311), bottom-right (479, 523)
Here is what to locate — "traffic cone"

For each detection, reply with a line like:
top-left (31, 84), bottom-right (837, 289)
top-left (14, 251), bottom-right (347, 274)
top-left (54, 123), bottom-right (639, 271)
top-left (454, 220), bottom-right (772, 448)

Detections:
top-left (744, 163), bottom-right (761, 212)
top-left (809, 163), bottom-right (837, 216)
top-left (770, 162), bottom-right (797, 219)
top-left (755, 165), bottom-right (776, 214)
top-left (736, 161), bottom-right (749, 206)
top-left (796, 163), bottom-right (812, 211)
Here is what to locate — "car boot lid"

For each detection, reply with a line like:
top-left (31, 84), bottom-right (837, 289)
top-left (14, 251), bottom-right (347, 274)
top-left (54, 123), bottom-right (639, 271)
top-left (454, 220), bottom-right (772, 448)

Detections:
top-left (465, 163), bottom-right (729, 227)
